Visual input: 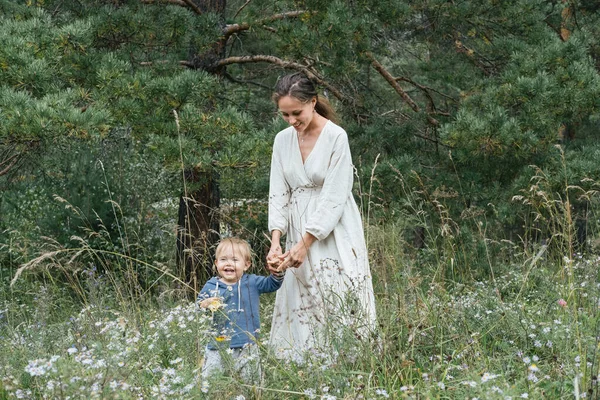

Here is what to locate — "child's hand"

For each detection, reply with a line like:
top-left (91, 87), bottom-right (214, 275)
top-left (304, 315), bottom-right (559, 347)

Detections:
top-left (267, 252), bottom-right (286, 273)
top-left (199, 297), bottom-right (224, 312)
top-left (268, 253), bottom-right (288, 272)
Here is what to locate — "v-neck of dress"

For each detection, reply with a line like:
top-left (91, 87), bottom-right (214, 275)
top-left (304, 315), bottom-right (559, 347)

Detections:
top-left (295, 120), bottom-right (329, 166)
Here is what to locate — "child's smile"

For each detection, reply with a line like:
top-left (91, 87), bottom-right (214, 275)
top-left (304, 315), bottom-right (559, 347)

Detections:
top-left (215, 246), bottom-right (250, 285)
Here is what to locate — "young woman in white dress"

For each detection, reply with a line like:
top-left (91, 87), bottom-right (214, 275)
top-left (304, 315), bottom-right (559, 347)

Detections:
top-left (266, 72), bottom-right (377, 360)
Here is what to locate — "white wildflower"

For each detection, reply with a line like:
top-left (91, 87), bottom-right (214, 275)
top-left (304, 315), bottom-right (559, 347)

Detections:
top-left (481, 373), bottom-right (499, 383)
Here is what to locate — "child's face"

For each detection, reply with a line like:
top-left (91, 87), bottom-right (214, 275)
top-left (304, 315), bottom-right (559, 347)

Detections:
top-left (215, 245), bottom-right (250, 285)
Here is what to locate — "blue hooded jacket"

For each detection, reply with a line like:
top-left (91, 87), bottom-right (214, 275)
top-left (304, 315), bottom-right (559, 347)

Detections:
top-left (198, 273), bottom-right (283, 349)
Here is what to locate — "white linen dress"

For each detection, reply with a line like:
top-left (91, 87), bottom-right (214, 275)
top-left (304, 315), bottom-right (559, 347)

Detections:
top-left (268, 120), bottom-right (377, 359)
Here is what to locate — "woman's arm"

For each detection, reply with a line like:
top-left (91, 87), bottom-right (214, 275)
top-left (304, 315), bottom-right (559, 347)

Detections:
top-left (268, 135), bottom-right (291, 237)
top-left (266, 229), bottom-right (284, 273)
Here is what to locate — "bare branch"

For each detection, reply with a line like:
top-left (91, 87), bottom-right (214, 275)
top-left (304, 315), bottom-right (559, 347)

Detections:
top-left (261, 26), bottom-right (278, 33)
top-left (367, 52), bottom-right (439, 126)
top-left (181, 0), bottom-right (203, 15)
top-left (413, 131), bottom-right (449, 147)
top-left (223, 11), bottom-right (312, 40)
top-left (233, 0), bottom-right (251, 19)
top-left (139, 60), bottom-right (172, 66)
top-left (0, 153), bottom-right (18, 168)
top-left (395, 76), bottom-right (454, 118)
top-left (396, 76), bottom-right (456, 102)
top-left (0, 154), bottom-right (20, 177)
top-left (223, 71), bottom-right (272, 90)
top-left (216, 54), bottom-right (304, 70)
top-left (543, 18), bottom-right (561, 39)
top-left (141, 0), bottom-right (187, 6)
top-left (367, 53), bottom-right (420, 112)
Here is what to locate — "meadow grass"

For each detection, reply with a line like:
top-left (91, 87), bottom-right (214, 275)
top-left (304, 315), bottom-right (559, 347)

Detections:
top-left (2, 237), bottom-right (598, 399)
top-left (2, 170), bottom-right (600, 399)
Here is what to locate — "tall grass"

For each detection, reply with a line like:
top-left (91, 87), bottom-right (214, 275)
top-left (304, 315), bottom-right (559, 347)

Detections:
top-left (2, 152), bottom-right (600, 399)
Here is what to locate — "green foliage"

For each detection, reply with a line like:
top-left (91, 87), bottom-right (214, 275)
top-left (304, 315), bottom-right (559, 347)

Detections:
top-left (1, 0), bottom-right (600, 397)
top-left (443, 35), bottom-right (600, 182)
top-left (0, 135), bottom-right (173, 277)
top-left (1, 1), bottom-right (600, 380)
top-left (1, 0), bottom-right (599, 266)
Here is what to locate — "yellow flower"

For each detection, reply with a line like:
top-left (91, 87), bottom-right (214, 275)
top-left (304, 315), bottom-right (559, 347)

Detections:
top-left (215, 335), bottom-right (228, 342)
top-left (201, 297), bottom-right (224, 312)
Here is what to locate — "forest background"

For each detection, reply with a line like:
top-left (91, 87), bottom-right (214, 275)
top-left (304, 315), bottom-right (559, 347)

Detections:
top-left (1, 0), bottom-right (600, 398)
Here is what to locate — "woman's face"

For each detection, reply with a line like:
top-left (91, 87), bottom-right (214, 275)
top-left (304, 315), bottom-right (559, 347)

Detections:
top-left (278, 95), bottom-right (316, 133)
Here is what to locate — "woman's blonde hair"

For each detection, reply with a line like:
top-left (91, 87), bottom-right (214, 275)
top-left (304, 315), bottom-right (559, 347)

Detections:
top-left (215, 237), bottom-right (253, 266)
top-left (273, 72), bottom-right (338, 124)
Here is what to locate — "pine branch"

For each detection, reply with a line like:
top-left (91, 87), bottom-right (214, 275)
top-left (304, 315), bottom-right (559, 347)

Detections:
top-left (215, 55), bottom-right (348, 103)
top-left (366, 52), bottom-right (439, 126)
top-left (453, 38), bottom-right (499, 75)
top-left (223, 11), bottom-right (312, 40)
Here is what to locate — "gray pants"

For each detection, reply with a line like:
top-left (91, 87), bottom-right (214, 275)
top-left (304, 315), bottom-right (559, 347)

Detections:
top-left (201, 344), bottom-right (261, 383)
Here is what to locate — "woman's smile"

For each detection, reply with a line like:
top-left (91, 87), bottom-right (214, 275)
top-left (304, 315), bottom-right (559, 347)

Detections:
top-left (278, 95), bottom-right (315, 133)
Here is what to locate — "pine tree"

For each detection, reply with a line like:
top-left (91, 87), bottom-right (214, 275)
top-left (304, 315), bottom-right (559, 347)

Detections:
top-left (2, 0), bottom-right (600, 285)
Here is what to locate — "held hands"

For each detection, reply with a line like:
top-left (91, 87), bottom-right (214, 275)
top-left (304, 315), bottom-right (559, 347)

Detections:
top-left (266, 242), bottom-right (284, 274)
top-left (266, 232), bottom-right (316, 272)
top-left (278, 243), bottom-right (308, 270)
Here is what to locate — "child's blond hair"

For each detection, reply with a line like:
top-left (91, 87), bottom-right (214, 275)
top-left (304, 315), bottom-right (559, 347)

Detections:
top-left (214, 237), bottom-right (253, 266)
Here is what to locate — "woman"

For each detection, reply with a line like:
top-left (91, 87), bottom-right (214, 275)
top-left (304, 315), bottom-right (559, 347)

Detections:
top-left (266, 72), bottom-right (376, 360)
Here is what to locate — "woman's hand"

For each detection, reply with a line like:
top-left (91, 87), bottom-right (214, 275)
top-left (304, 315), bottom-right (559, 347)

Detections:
top-left (278, 233), bottom-right (316, 270)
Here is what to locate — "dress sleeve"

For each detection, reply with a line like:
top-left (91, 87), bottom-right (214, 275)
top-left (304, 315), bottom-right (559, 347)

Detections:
top-left (305, 130), bottom-right (354, 241)
top-left (268, 134), bottom-right (291, 235)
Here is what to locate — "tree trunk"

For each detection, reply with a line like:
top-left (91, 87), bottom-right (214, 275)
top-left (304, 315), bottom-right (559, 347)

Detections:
top-left (176, 167), bottom-right (220, 297)
top-left (192, 0), bottom-right (225, 13)
top-left (190, 0), bottom-right (228, 73)
top-left (174, 0), bottom-right (225, 298)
